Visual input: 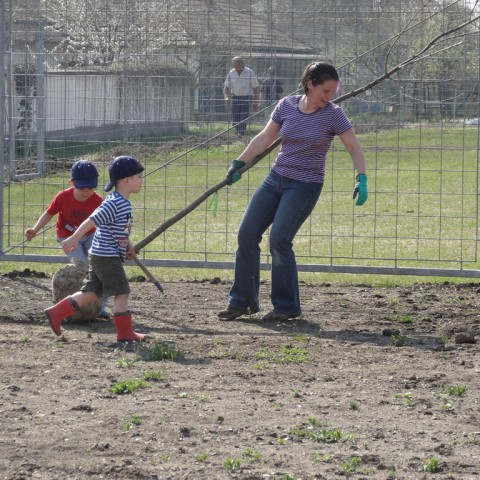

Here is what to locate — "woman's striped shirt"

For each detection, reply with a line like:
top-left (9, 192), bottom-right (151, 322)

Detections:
top-left (271, 95), bottom-right (352, 183)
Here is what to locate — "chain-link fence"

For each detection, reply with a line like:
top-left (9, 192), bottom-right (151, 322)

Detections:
top-left (2, 0), bottom-right (480, 277)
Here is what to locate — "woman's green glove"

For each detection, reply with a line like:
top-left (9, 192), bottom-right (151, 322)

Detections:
top-left (226, 160), bottom-right (246, 185)
top-left (353, 173), bottom-right (368, 206)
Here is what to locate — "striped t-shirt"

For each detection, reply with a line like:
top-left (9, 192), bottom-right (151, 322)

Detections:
top-left (89, 191), bottom-right (133, 262)
top-left (271, 95), bottom-right (352, 183)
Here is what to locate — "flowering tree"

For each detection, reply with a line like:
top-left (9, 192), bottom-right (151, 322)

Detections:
top-left (42, 0), bottom-right (192, 67)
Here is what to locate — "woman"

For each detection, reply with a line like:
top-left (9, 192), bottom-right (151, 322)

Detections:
top-left (219, 62), bottom-right (368, 322)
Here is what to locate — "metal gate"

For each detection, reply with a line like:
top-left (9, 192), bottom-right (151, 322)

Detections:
top-left (2, 0), bottom-right (480, 278)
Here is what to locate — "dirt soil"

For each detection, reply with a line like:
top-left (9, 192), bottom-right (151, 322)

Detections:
top-left (1, 269), bottom-right (479, 480)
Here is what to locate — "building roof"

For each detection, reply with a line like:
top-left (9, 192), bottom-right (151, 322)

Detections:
top-left (183, 0), bottom-right (314, 54)
top-left (8, 0), bottom-right (314, 58)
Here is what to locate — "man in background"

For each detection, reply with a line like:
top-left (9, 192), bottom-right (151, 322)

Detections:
top-left (224, 56), bottom-right (260, 136)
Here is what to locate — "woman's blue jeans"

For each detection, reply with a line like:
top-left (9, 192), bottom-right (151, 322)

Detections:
top-left (228, 171), bottom-right (323, 315)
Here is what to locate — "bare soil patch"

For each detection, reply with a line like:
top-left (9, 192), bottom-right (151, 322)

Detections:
top-left (1, 269), bottom-right (479, 479)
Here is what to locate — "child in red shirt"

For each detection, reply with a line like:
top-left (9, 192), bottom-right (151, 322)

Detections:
top-left (25, 160), bottom-right (110, 317)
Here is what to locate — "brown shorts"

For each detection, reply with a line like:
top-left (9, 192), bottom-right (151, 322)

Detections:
top-left (80, 255), bottom-right (130, 298)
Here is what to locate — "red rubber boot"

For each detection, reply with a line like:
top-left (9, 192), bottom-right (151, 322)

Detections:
top-left (114, 311), bottom-right (146, 342)
top-left (45, 297), bottom-right (79, 336)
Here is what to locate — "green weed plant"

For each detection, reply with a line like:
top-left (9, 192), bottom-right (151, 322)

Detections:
top-left (108, 379), bottom-right (149, 395)
top-left (122, 414), bottom-right (142, 431)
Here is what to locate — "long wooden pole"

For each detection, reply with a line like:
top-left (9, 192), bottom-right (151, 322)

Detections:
top-left (130, 251), bottom-right (164, 293)
top-left (134, 139), bottom-right (280, 252)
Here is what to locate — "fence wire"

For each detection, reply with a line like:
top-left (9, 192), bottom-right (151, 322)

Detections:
top-left (1, 0), bottom-right (480, 277)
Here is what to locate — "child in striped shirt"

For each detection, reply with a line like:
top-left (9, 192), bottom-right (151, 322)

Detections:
top-left (45, 156), bottom-right (146, 342)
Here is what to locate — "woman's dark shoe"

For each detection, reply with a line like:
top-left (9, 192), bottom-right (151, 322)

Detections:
top-left (218, 306), bottom-right (259, 321)
top-left (261, 310), bottom-right (301, 322)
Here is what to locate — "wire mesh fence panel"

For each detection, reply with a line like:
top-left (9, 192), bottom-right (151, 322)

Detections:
top-left (1, 0), bottom-right (480, 276)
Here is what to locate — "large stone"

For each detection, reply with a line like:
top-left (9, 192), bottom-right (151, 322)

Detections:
top-left (52, 263), bottom-right (101, 323)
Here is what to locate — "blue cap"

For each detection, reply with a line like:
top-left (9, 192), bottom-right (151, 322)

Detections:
top-left (71, 160), bottom-right (98, 189)
top-left (104, 156), bottom-right (145, 192)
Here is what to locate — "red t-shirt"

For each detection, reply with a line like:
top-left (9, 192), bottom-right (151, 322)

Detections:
top-left (46, 187), bottom-right (103, 238)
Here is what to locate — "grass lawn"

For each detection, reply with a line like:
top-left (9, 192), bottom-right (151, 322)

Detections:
top-left (3, 123), bottom-right (480, 281)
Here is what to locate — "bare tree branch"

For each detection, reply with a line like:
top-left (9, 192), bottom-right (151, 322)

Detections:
top-left (336, 14), bottom-right (479, 104)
